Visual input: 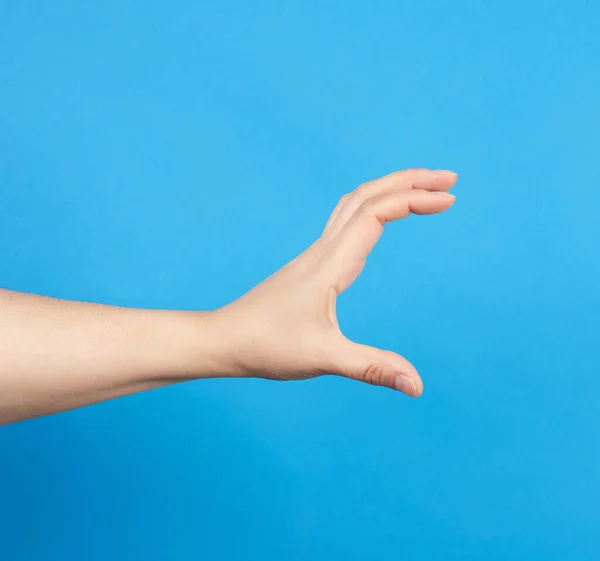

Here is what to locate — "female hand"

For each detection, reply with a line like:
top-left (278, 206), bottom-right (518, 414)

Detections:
top-left (213, 168), bottom-right (457, 396)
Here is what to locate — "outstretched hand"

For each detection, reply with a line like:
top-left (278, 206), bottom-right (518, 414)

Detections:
top-left (0, 167), bottom-right (457, 424)
top-left (215, 168), bottom-right (457, 396)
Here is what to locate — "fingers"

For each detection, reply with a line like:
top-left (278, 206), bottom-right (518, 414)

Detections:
top-left (329, 338), bottom-right (423, 397)
top-left (323, 168), bottom-right (457, 238)
top-left (328, 189), bottom-right (456, 292)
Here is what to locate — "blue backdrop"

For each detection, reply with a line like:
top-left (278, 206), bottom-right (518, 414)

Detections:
top-left (1, 1), bottom-right (599, 559)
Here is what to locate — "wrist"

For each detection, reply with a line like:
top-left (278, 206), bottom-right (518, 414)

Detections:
top-left (156, 309), bottom-right (234, 381)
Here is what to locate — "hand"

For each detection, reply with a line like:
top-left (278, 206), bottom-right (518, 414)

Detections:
top-left (213, 168), bottom-right (457, 396)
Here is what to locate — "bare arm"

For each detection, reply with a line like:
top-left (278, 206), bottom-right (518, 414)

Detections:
top-left (0, 168), bottom-right (457, 425)
top-left (0, 290), bottom-right (226, 424)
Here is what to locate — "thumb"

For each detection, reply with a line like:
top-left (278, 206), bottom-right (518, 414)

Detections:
top-left (331, 338), bottom-right (423, 397)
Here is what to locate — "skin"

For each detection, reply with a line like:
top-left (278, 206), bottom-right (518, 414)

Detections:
top-left (0, 168), bottom-right (457, 425)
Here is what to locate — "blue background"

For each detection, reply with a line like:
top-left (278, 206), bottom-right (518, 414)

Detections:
top-left (1, 1), bottom-right (599, 559)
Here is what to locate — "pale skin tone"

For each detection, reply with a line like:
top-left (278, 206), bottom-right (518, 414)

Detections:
top-left (0, 168), bottom-right (457, 425)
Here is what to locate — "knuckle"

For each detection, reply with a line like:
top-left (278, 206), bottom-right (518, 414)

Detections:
top-left (358, 197), bottom-right (375, 215)
top-left (360, 362), bottom-right (384, 386)
top-left (354, 181), bottom-right (378, 201)
top-left (355, 175), bottom-right (373, 188)
top-left (334, 193), bottom-right (351, 208)
top-left (355, 182), bottom-right (372, 195)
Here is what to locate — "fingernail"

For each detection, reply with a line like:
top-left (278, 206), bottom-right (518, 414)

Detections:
top-left (429, 191), bottom-right (456, 199)
top-left (432, 169), bottom-right (458, 175)
top-left (393, 374), bottom-right (417, 396)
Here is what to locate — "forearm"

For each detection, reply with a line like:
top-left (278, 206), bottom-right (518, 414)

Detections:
top-left (0, 289), bottom-right (226, 424)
